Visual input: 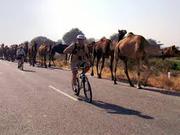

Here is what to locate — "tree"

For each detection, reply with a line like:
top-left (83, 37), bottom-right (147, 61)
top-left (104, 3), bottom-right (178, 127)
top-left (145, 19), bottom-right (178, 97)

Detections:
top-left (62, 28), bottom-right (84, 45)
top-left (31, 36), bottom-right (55, 48)
top-left (147, 38), bottom-right (163, 48)
top-left (86, 38), bottom-right (95, 44)
top-left (110, 33), bottom-right (119, 42)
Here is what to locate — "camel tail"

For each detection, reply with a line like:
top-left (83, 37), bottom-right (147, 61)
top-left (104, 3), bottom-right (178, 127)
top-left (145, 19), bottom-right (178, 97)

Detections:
top-left (139, 37), bottom-right (147, 60)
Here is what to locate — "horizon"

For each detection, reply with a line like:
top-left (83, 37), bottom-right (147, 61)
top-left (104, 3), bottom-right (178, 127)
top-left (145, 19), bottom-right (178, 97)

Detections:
top-left (0, 0), bottom-right (180, 47)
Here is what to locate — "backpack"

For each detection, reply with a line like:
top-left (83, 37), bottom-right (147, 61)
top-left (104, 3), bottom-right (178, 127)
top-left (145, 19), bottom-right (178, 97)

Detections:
top-left (68, 43), bottom-right (85, 63)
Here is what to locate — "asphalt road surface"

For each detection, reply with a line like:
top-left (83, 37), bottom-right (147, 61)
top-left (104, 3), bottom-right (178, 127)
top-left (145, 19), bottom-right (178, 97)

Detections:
top-left (0, 60), bottom-right (180, 135)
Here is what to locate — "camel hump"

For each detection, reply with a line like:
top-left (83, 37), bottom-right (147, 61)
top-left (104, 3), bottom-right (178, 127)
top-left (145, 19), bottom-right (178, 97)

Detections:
top-left (127, 32), bottom-right (134, 36)
top-left (100, 37), bottom-right (106, 42)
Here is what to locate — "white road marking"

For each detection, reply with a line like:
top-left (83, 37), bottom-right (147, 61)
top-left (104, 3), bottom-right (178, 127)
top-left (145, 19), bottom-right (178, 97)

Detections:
top-left (48, 85), bottom-right (78, 101)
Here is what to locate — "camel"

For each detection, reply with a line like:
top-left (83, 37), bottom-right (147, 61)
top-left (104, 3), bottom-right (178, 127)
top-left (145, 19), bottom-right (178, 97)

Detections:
top-left (0, 44), bottom-right (4, 59)
top-left (91, 30), bottom-right (127, 80)
top-left (38, 43), bottom-right (48, 68)
top-left (3, 46), bottom-right (10, 61)
top-left (113, 32), bottom-right (162, 89)
top-left (28, 41), bottom-right (38, 67)
top-left (162, 45), bottom-right (180, 58)
top-left (48, 43), bottom-right (68, 67)
top-left (9, 45), bottom-right (18, 62)
top-left (23, 42), bottom-right (29, 62)
top-left (90, 37), bottom-right (112, 79)
top-left (0, 44), bottom-right (5, 59)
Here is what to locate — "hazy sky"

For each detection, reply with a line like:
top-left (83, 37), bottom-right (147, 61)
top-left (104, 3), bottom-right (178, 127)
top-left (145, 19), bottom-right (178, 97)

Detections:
top-left (0, 0), bottom-right (180, 47)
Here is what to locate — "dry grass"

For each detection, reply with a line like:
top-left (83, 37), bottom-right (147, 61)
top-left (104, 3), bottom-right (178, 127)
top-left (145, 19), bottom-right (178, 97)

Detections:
top-left (54, 60), bottom-right (69, 69)
top-left (148, 74), bottom-right (180, 91)
top-left (55, 60), bottom-right (180, 91)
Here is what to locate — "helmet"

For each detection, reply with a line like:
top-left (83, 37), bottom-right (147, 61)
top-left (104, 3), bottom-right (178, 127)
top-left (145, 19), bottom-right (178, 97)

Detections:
top-left (76, 34), bottom-right (86, 40)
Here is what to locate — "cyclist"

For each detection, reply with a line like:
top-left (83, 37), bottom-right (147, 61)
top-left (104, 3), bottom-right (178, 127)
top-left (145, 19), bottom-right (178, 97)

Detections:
top-left (16, 46), bottom-right (26, 69)
top-left (63, 34), bottom-right (91, 91)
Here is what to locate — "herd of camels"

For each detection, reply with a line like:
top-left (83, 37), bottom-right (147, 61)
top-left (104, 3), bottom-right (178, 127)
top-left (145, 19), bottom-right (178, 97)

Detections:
top-left (0, 30), bottom-right (180, 89)
top-left (90, 30), bottom-right (180, 89)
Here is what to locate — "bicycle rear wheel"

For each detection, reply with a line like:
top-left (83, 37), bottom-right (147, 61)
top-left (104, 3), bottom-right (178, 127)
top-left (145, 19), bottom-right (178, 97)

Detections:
top-left (83, 77), bottom-right (92, 103)
top-left (72, 78), bottom-right (80, 96)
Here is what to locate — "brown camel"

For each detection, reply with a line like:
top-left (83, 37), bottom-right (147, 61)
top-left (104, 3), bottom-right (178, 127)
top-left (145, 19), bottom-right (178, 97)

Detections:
top-left (162, 45), bottom-right (180, 58)
top-left (28, 41), bottom-right (38, 67)
top-left (113, 32), bottom-right (162, 89)
top-left (38, 43), bottom-right (48, 68)
top-left (91, 30), bottom-right (127, 80)
top-left (90, 37), bottom-right (112, 79)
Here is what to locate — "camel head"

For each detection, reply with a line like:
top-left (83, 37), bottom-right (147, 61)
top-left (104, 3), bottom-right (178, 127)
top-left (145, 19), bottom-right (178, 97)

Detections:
top-left (100, 37), bottom-right (106, 42)
top-left (1, 44), bottom-right (4, 48)
top-left (118, 29), bottom-right (127, 35)
top-left (118, 29), bottom-right (127, 41)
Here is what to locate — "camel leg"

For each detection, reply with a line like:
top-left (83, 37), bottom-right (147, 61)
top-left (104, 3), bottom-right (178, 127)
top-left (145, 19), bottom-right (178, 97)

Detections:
top-left (32, 58), bottom-right (35, 67)
top-left (44, 55), bottom-right (47, 68)
top-left (50, 55), bottom-right (56, 67)
top-left (137, 60), bottom-right (142, 89)
top-left (41, 58), bottom-right (43, 67)
top-left (113, 56), bottom-right (118, 85)
top-left (96, 56), bottom-right (101, 78)
top-left (99, 56), bottom-right (105, 79)
top-left (110, 55), bottom-right (114, 80)
top-left (29, 57), bottom-right (31, 66)
top-left (48, 55), bottom-right (51, 67)
top-left (123, 60), bottom-right (134, 87)
top-left (91, 53), bottom-right (96, 76)
top-left (52, 58), bottom-right (56, 66)
top-left (33, 54), bottom-right (36, 67)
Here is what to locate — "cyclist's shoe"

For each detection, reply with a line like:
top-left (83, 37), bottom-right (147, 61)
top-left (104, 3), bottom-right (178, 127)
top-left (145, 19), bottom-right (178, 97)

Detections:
top-left (74, 88), bottom-right (78, 93)
top-left (73, 84), bottom-right (78, 93)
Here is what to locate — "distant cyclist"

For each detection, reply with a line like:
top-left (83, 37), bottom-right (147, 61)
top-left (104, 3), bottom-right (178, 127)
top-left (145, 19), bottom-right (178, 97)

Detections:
top-left (16, 46), bottom-right (26, 70)
top-left (63, 34), bottom-right (91, 91)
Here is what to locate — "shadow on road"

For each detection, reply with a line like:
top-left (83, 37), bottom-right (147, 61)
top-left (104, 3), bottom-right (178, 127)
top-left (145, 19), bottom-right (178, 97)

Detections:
top-left (92, 100), bottom-right (154, 120)
top-left (23, 69), bottom-right (36, 73)
top-left (48, 66), bottom-right (67, 70)
top-left (143, 87), bottom-right (180, 97)
top-left (35, 65), bottom-right (70, 71)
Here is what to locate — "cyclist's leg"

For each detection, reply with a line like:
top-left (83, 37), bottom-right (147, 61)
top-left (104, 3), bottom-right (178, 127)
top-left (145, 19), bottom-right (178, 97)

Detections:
top-left (72, 69), bottom-right (78, 85)
top-left (21, 57), bottom-right (24, 69)
top-left (71, 63), bottom-right (78, 85)
top-left (17, 56), bottom-right (21, 68)
top-left (83, 61), bottom-right (90, 73)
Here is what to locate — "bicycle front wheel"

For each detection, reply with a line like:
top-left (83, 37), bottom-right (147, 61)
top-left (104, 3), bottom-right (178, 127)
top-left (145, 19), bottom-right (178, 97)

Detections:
top-left (72, 78), bottom-right (80, 96)
top-left (83, 77), bottom-right (92, 103)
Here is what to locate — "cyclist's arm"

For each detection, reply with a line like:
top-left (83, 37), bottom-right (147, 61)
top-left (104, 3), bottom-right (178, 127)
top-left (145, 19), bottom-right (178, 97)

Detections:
top-left (63, 43), bottom-right (75, 54)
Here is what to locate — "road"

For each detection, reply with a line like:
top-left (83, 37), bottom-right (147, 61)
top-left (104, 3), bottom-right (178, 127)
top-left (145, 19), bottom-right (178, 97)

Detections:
top-left (0, 60), bottom-right (180, 135)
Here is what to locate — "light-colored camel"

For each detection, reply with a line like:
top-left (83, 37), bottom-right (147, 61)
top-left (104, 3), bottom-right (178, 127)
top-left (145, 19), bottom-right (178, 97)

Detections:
top-left (113, 32), bottom-right (162, 89)
top-left (38, 43), bottom-right (48, 68)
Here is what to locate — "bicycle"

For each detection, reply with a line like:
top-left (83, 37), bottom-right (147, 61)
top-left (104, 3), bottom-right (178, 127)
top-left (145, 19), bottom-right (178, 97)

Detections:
top-left (72, 62), bottom-right (92, 103)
